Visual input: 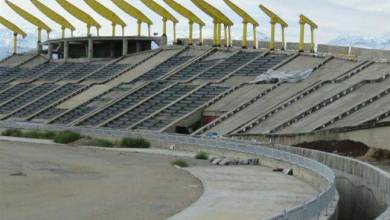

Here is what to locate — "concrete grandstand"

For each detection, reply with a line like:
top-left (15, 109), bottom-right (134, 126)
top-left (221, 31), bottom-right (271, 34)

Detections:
top-left (1, 0), bottom-right (390, 220)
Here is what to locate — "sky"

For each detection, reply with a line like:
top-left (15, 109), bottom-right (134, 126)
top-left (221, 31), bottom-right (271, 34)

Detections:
top-left (1, 0), bottom-right (390, 44)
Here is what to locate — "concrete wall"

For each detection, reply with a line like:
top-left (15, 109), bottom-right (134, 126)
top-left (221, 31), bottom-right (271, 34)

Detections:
top-left (269, 144), bottom-right (389, 220)
top-left (317, 44), bottom-right (349, 55)
top-left (350, 47), bottom-right (390, 60)
top-left (287, 42), bottom-right (312, 51)
top-left (257, 41), bottom-right (284, 50)
top-left (232, 125), bottom-right (390, 151)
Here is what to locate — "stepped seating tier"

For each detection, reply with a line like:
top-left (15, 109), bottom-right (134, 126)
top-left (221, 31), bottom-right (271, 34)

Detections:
top-left (36, 63), bottom-right (86, 81)
top-left (62, 64), bottom-right (104, 81)
top-left (133, 55), bottom-right (194, 82)
top-left (0, 84), bottom-right (58, 114)
top-left (77, 81), bottom-right (174, 127)
top-left (43, 83), bottom-right (134, 123)
top-left (83, 64), bottom-right (131, 82)
top-left (133, 85), bottom-right (228, 131)
top-left (196, 51), bottom-right (261, 80)
top-left (8, 84), bottom-right (84, 119)
top-left (234, 54), bottom-right (289, 76)
top-left (103, 84), bottom-right (197, 129)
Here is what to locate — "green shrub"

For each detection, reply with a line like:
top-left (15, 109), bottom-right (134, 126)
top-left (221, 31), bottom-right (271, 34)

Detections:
top-left (1, 129), bottom-right (58, 140)
top-left (2, 129), bottom-right (23, 137)
top-left (24, 130), bottom-right (57, 139)
top-left (54, 130), bottom-right (81, 144)
top-left (171, 159), bottom-right (188, 168)
top-left (120, 137), bottom-right (150, 148)
top-left (195, 151), bottom-right (209, 160)
top-left (92, 138), bottom-right (114, 148)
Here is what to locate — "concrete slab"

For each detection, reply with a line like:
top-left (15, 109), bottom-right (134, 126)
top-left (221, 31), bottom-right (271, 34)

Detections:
top-left (328, 94), bottom-right (390, 129)
top-left (168, 166), bottom-right (317, 220)
top-left (279, 79), bottom-right (390, 133)
top-left (277, 55), bottom-right (325, 72)
top-left (205, 84), bottom-right (273, 115)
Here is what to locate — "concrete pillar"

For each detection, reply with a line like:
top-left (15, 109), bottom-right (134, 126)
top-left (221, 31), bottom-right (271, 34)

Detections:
top-left (110, 41), bottom-right (115, 58)
top-left (122, 39), bottom-right (128, 56)
top-left (136, 41), bottom-right (142, 52)
top-left (63, 40), bottom-right (69, 60)
top-left (48, 43), bottom-right (53, 60)
top-left (88, 39), bottom-right (93, 59)
top-left (160, 35), bottom-right (167, 48)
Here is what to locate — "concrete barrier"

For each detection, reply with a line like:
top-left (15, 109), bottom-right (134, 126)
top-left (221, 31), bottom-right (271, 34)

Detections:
top-left (287, 42), bottom-right (311, 51)
top-left (317, 44), bottom-right (350, 55)
top-left (257, 41), bottom-right (284, 50)
top-left (350, 47), bottom-right (390, 60)
top-left (233, 135), bottom-right (390, 220)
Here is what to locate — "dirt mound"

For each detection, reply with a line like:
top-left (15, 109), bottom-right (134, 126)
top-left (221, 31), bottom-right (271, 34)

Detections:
top-left (358, 148), bottom-right (390, 162)
top-left (294, 140), bottom-right (369, 157)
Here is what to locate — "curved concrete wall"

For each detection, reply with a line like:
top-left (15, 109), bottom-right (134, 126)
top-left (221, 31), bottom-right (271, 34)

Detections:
top-left (234, 137), bottom-right (390, 220)
top-left (0, 121), bottom-right (336, 220)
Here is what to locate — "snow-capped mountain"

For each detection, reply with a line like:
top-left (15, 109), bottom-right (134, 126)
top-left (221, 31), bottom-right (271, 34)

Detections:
top-left (328, 34), bottom-right (390, 50)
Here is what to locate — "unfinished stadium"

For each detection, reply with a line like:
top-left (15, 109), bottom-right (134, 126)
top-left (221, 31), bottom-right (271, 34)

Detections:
top-left (1, 0), bottom-right (390, 220)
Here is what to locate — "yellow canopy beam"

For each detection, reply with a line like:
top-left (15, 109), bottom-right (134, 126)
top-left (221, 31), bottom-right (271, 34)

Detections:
top-left (299, 14), bottom-right (318, 52)
top-left (56, 0), bottom-right (101, 36)
top-left (191, 0), bottom-right (233, 47)
top-left (5, 0), bottom-right (51, 43)
top-left (31, 0), bottom-right (75, 39)
top-left (164, 0), bottom-right (205, 45)
top-left (84, 0), bottom-right (126, 37)
top-left (140, 0), bottom-right (178, 42)
top-left (259, 4), bottom-right (288, 50)
top-left (0, 16), bottom-right (27, 54)
top-left (224, 0), bottom-right (258, 49)
top-left (111, 0), bottom-right (153, 36)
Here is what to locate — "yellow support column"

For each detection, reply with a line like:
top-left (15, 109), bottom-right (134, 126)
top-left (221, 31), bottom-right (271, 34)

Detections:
top-left (199, 24), bottom-right (203, 45)
top-left (87, 25), bottom-right (91, 37)
top-left (228, 25), bottom-right (232, 47)
top-left (311, 27), bottom-right (315, 52)
top-left (112, 23), bottom-right (116, 36)
top-left (281, 26), bottom-right (285, 50)
top-left (270, 21), bottom-right (276, 50)
top-left (138, 21), bottom-right (142, 36)
top-left (299, 22), bottom-right (305, 52)
top-left (218, 23), bottom-right (222, 47)
top-left (253, 25), bottom-right (257, 49)
top-left (162, 18), bottom-right (167, 36)
top-left (213, 22), bottom-right (217, 46)
top-left (189, 22), bottom-right (193, 45)
top-left (13, 33), bottom-right (17, 54)
top-left (224, 24), bottom-right (228, 47)
top-left (173, 23), bottom-right (177, 43)
top-left (242, 22), bottom-right (248, 48)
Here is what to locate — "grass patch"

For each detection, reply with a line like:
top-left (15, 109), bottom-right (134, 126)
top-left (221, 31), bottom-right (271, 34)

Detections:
top-left (92, 138), bottom-right (114, 148)
top-left (54, 130), bottom-right (82, 144)
top-left (171, 159), bottom-right (188, 168)
top-left (195, 151), bottom-right (209, 160)
top-left (120, 137), bottom-right (150, 148)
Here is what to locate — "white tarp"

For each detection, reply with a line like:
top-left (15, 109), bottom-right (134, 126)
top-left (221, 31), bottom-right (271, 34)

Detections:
top-left (252, 68), bottom-right (314, 83)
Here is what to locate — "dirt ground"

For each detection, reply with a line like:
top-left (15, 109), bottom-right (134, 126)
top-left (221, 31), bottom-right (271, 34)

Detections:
top-left (0, 140), bottom-right (203, 220)
top-left (294, 140), bottom-right (369, 157)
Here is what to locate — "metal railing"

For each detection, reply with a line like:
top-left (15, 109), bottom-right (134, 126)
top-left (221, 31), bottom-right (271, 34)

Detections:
top-left (0, 121), bottom-right (336, 220)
